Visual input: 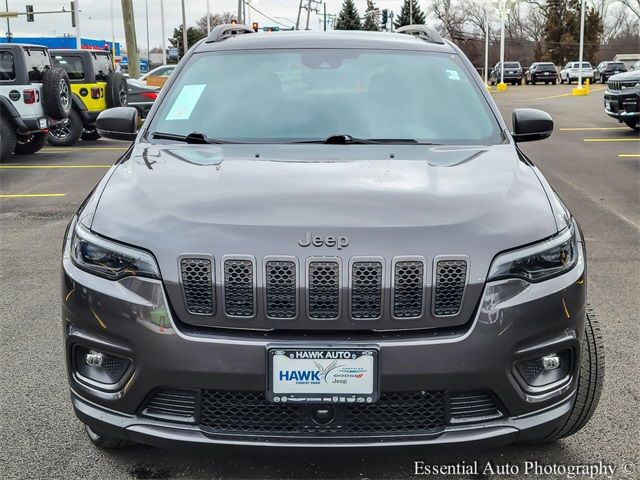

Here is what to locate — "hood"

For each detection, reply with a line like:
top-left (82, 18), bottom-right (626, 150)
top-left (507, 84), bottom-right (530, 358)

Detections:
top-left (90, 143), bottom-right (558, 330)
top-left (608, 70), bottom-right (640, 82)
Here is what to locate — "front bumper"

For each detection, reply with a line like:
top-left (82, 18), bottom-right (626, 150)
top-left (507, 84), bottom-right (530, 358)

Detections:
top-left (604, 89), bottom-right (640, 122)
top-left (62, 235), bottom-right (586, 447)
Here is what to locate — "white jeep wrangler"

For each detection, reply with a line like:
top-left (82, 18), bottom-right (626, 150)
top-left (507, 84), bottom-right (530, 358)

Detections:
top-left (0, 44), bottom-right (71, 159)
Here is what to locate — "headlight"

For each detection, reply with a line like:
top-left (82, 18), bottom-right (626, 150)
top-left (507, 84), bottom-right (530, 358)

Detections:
top-left (487, 223), bottom-right (579, 283)
top-left (71, 223), bottom-right (160, 280)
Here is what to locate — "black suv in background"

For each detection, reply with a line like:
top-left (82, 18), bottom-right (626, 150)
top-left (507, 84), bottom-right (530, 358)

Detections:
top-left (490, 61), bottom-right (523, 85)
top-left (595, 61), bottom-right (627, 84)
top-left (525, 62), bottom-right (558, 85)
top-left (604, 70), bottom-right (640, 130)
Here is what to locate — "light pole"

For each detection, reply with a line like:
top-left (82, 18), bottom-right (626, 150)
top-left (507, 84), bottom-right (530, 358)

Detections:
top-left (572, 0), bottom-right (588, 95)
top-left (492, 0), bottom-right (516, 91)
top-left (75, 0), bottom-right (81, 49)
top-left (181, 0), bottom-right (188, 55)
top-left (110, 0), bottom-right (115, 63)
top-left (484, 19), bottom-right (489, 88)
top-left (145, 0), bottom-right (150, 66)
top-left (206, 0), bottom-right (211, 34)
top-left (160, 0), bottom-right (166, 64)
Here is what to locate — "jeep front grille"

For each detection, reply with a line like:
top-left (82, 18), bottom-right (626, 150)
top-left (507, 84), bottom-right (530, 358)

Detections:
top-left (265, 260), bottom-right (297, 319)
top-left (178, 255), bottom-right (472, 327)
top-left (392, 260), bottom-right (425, 318)
top-left (351, 261), bottom-right (383, 319)
top-left (307, 260), bottom-right (340, 319)
top-left (607, 80), bottom-right (637, 92)
top-left (180, 258), bottom-right (214, 315)
top-left (223, 258), bottom-right (255, 317)
top-left (434, 259), bottom-right (467, 316)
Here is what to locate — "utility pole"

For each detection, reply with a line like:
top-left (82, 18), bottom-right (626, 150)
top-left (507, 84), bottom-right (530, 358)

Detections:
top-left (145, 0), bottom-right (150, 66)
top-left (323, 2), bottom-right (326, 31)
top-left (484, 20), bottom-right (489, 87)
top-left (181, 0), bottom-right (187, 55)
top-left (110, 0), bottom-right (116, 64)
top-left (409, 0), bottom-right (413, 24)
top-left (305, 0), bottom-right (311, 30)
top-left (160, 0), bottom-right (166, 64)
top-left (237, 0), bottom-right (243, 23)
top-left (121, 0), bottom-right (139, 78)
top-left (296, 0), bottom-right (302, 30)
top-left (206, 0), bottom-right (210, 34)
top-left (74, 0), bottom-right (81, 48)
top-left (577, 0), bottom-right (586, 88)
top-left (4, 0), bottom-right (12, 42)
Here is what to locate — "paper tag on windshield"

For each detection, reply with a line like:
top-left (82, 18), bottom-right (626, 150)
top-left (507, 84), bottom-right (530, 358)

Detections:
top-left (447, 70), bottom-right (460, 81)
top-left (165, 84), bottom-right (206, 120)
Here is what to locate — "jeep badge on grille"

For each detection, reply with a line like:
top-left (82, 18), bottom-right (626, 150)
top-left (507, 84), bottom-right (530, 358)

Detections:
top-left (298, 232), bottom-right (350, 250)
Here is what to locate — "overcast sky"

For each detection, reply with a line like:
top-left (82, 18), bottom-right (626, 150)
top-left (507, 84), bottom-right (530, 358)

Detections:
top-left (4, 0), bottom-right (412, 49)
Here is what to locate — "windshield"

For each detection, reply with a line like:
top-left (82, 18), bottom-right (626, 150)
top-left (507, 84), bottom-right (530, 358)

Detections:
top-left (607, 63), bottom-right (625, 69)
top-left (504, 62), bottom-right (520, 68)
top-left (149, 49), bottom-right (502, 145)
top-left (538, 63), bottom-right (556, 70)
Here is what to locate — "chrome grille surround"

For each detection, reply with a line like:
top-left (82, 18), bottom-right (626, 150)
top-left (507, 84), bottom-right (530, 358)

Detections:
top-left (433, 256), bottom-right (469, 317)
top-left (264, 256), bottom-right (298, 320)
top-left (607, 80), bottom-right (638, 92)
top-left (391, 256), bottom-right (427, 320)
top-left (179, 256), bottom-right (214, 315)
top-left (306, 258), bottom-right (341, 320)
top-left (349, 257), bottom-right (384, 320)
top-left (222, 255), bottom-right (256, 318)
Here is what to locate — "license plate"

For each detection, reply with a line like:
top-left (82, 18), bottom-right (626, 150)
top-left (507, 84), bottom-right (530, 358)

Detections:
top-left (544, 72), bottom-right (550, 75)
top-left (38, 118), bottom-right (47, 129)
top-left (268, 347), bottom-right (378, 404)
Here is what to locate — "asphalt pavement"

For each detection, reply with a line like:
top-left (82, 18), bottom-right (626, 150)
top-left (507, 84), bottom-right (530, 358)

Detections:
top-left (1, 84), bottom-right (639, 479)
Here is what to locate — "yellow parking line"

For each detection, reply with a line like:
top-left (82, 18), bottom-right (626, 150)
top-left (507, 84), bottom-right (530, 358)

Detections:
top-left (618, 154), bottom-right (640, 158)
top-left (529, 87), bottom-right (605, 101)
top-left (0, 165), bottom-right (111, 169)
top-left (583, 138), bottom-right (640, 142)
top-left (41, 147), bottom-right (127, 152)
top-left (559, 127), bottom-right (628, 131)
top-left (0, 193), bottom-right (66, 198)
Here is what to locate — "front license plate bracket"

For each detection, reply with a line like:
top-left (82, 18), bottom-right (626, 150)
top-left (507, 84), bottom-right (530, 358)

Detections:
top-left (267, 346), bottom-right (379, 404)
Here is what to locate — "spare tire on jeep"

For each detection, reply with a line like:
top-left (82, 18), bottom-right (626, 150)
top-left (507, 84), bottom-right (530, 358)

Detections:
top-left (106, 72), bottom-right (128, 108)
top-left (41, 67), bottom-right (72, 120)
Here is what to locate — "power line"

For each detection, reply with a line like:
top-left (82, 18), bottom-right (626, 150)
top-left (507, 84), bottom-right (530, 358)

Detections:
top-left (242, 1), bottom-right (290, 27)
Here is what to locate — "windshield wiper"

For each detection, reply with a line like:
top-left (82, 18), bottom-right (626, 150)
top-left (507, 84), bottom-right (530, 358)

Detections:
top-left (294, 134), bottom-right (425, 145)
top-left (150, 131), bottom-right (229, 144)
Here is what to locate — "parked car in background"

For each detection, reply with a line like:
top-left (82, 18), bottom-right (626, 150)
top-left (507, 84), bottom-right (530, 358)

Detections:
top-left (604, 70), bottom-right (640, 130)
top-left (0, 44), bottom-right (71, 158)
top-left (126, 78), bottom-right (159, 118)
top-left (490, 61), bottom-right (523, 85)
top-left (525, 62), bottom-right (557, 85)
top-left (559, 62), bottom-right (594, 84)
top-left (139, 64), bottom-right (176, 88)
top-left (49, 49), bottom-right (128, 145)
top-left (595, 61), bottom-right (627, 83)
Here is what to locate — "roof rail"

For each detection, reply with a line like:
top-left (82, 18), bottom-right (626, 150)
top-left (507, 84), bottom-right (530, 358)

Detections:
top-left (395, 24), bottom-right (444, 45)
top-left (205, 24), bottom-right (255, 43)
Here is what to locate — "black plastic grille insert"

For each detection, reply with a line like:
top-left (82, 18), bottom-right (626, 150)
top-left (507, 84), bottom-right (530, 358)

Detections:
top-left (180, 258), bottom-right (214, 315)
top-left (393, 260), bottom-right (424, 318)
top-left (351, 261), bottom-right (383, 319)
top-left (224, 259), bottom-right (254, 317)
top-left (199, 390), bottom-right (445, 435)
top-left (265, 260), bottom-right (297, 319)
top-left (434, 259), bottom-right (467, 316)
top-left (308, 261), bottom-right (340, 319)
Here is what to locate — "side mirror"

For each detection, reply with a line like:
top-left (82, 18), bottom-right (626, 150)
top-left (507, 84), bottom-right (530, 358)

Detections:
top-left (96, 107), bottom-right (139, 141)
top-left (511, 108), bottom-right (553, 142)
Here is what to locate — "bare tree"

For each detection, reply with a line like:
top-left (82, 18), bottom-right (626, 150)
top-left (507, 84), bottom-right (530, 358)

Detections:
top-left (432, 0), bottom-right (466, 38)
top-left (617, 0), bottom-right (640, 19)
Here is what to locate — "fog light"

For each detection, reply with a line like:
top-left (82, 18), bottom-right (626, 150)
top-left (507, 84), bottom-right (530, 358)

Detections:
top-left (85, 351), bottom-right (104, 367)
top-left (74, 345), bottom-right (131, 387)
top-left (516, 350), bottom-right (571, 389)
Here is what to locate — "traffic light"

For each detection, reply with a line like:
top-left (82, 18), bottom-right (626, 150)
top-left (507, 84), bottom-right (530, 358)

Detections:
top-left (252, 22), bottom-right (259, 32)
top-left (26, 5), bottom-right (34, 22)
top-left (70, 1), bottom-right (76, 28)
top-left (381, 9), bottom-right (388, 27)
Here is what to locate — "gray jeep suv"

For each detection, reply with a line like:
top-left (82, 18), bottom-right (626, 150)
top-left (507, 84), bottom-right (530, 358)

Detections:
top-left (62, 25), bottom-right (603, 449)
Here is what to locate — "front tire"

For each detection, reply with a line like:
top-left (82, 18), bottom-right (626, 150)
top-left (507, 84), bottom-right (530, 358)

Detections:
top-left (47, 109), bottom-right (83, 147)
top-left (545, 307), bottom-right (604, 441)
top-left (81, 127), bottom-right (101, 141)
top-left (14, 132), bottom-right (47, 155)
top-left (1, 110), bottom-right (17, 160)
top-left (84, 425), bottom-right (135, 449)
